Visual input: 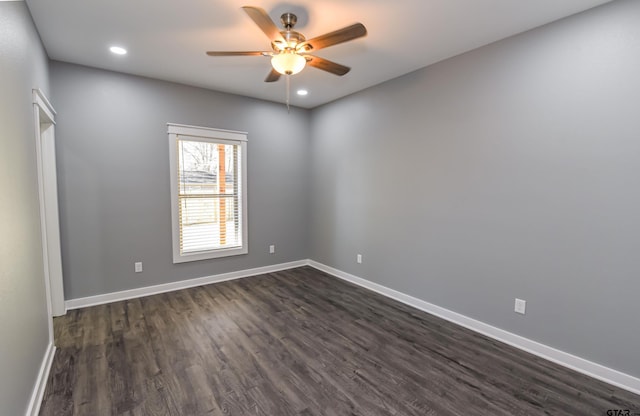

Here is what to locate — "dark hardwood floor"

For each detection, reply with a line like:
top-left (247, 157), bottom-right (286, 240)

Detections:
top-left (40, 266), bottom-right (640, 415)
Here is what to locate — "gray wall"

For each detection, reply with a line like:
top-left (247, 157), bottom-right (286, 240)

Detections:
top-left (310, 0), bottom-right (640, 378)
top-left (51, 62), bottom-right (311, 300)
top-left (0, 2), bottom-right (51, 414)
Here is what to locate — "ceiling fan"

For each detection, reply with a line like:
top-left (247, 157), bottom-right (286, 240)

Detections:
top-left (206, 6), bottom-right (367, 82)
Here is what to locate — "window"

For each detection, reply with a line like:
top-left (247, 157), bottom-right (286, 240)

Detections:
top-left (168, 124), bottom-right (247, 263)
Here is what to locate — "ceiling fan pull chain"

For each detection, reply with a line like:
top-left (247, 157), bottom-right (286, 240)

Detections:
top-left (286, 74), bottom-right (291, 113)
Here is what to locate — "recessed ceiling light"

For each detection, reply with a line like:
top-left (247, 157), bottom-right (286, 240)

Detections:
top-left (297, 89), bottom-right (308, 96)
top-left (109, 46), bottom-right (127, 55)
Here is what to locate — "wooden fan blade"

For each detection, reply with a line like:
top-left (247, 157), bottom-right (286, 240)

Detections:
top-left (265, 68), bottom-right (281, 83)
top-left (299, 23), bottom-right (367, 52)
top-left (242, 6), bottom-right (285, 42)
top-left (206, 51), bottom-right (269, 56)
top-left (305, 56), bottom-right (351, 76)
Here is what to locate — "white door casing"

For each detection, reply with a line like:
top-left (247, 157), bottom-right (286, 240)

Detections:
top-left (33, 89), bottom-right (65, 321)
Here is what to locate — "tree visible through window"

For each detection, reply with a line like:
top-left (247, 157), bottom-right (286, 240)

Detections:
top-left (168, 124), bottom-right (247, 263)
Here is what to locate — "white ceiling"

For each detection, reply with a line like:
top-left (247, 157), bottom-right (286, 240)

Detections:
top-left (26, 0), bottom-right (613, 108)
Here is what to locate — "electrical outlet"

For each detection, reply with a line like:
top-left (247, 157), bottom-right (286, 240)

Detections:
top-left (357, 254), bottom-right (362, 264)
top-left (514, 298), bottom-right (526, 315)
top-left (269, 244), bottom-right (275, 254)
top-left (135, 262), bottom-right (143, 273)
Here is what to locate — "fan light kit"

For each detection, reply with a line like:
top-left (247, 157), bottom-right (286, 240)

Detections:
top-left (206, 6), bottom-right (367, 109)
top-left (271, 52), bottom-right (306, 75)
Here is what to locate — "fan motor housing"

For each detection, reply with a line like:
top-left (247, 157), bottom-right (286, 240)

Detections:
top-left (272, 30), bottom-right (306, 51)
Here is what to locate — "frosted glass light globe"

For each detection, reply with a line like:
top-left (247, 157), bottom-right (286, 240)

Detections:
top-left (271, 53), bottom-right (306, 75)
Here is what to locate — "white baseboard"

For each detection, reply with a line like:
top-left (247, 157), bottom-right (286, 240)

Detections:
top-left (307, 260), bottom-right (640, 396)
top-left (65, 260), bottom-right (307, 310)
top-left (26, 342), bottom-right (56, 416)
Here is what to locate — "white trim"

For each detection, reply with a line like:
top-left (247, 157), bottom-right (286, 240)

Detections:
top-left (65, 260), bottom-right (307, 310)
top-left (168, 124), bottom-right (248, 264)
top-left (167, 123), bottom-right (247, 141)
top-left (307, 260), bottom-right (640, 396)
top-left (33, 89), bottom-right (56, 120)
top-left (25, 342), bottom-right (56, 416)
top-left (33, 89), bottom-right (65, 323)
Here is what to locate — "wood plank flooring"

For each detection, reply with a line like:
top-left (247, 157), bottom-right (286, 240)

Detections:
top-left (40, 266), bottom-right (640, 415)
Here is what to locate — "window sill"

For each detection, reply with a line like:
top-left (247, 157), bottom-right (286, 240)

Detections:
top-left (172, 246), bottom-right (248, 264)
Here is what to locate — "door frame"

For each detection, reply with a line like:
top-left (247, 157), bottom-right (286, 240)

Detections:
top-left (33, 88), bottom-right (65, 322)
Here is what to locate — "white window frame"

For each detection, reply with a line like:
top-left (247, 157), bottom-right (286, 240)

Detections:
top-left (168, 123), bottom-right (248, 263)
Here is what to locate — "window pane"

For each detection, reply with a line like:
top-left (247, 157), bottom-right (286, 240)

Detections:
top-left (179, 196), bottom-right (240, 253)
top-left (177, 138), bottom-right (242, 254)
